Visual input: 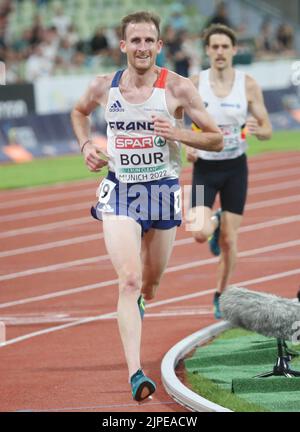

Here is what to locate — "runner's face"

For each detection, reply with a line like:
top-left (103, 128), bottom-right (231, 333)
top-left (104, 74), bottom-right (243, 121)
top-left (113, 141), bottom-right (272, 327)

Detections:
top-left (206, 34), bottom-right (237, 70)
top-left (120, 22), bottom-right (162, 71)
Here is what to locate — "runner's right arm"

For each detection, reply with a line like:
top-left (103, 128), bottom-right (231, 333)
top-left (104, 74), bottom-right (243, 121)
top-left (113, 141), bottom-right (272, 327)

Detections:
top-left (71, 75), bottom-right (111, 172)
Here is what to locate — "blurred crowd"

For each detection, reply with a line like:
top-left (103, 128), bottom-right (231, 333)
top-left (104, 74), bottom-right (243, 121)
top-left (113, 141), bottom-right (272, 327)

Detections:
top-left (0, 0), bottom-right (298, 84)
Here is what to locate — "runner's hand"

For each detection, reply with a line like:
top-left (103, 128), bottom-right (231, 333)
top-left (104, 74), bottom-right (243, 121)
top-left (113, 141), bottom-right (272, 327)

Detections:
top-left (245, 117), bottom-right (259, 136)
top-left (152, 116), bottom-right (177, 140)
top-left (186, 146), bottom-right (198, 163)
top-left (82, 141), bottom-right (108, 172)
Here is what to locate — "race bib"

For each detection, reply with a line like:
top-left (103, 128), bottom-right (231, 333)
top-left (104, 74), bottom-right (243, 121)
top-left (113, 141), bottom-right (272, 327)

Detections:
top-left (114, 135), bottom-right (170, 182)
top-left (220, 124), bottom-right (243, 153)
top-left (97, 178), bottom-right (116, 204)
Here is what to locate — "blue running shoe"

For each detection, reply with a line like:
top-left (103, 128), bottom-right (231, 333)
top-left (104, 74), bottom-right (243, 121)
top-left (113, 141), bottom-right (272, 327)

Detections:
top-left (208, 209), bottom-right (222, 256)
top-left (213, 292), bottom-right (222, 319)
top-left (130, 369), bottom-right (156, 402)
top-left (137, 295), bottom-right (146, 320)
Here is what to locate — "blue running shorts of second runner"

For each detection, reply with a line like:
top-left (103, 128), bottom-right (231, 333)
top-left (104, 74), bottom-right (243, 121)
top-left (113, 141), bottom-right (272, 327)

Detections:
top-left (91, 171), bottom-right (182, 235)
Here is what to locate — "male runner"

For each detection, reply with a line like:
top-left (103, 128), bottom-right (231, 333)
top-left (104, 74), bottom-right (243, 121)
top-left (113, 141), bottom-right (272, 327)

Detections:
top-left (71, 11), bottom-right (223, 402)
top-left (187, 24), bottom-right (272, 319)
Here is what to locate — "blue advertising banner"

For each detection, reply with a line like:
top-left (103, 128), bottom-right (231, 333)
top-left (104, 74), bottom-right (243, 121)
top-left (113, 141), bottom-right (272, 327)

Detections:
top-left (0, 111), bottom-right (106, 163)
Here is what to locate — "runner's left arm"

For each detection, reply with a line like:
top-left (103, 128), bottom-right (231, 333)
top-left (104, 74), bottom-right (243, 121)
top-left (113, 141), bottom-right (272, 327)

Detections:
top-left (246, 76), bottom-right (272, 141)
top-left (153, 78), bottom-right (223, 152)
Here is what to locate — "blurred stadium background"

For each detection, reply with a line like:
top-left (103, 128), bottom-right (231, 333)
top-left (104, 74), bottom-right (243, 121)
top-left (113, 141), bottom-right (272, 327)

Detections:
top-left (0, 0), bottom-right (299, 169)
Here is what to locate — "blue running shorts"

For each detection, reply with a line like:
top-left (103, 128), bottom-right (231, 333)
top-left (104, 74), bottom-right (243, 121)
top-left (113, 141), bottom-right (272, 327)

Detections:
top-left (91, 171), bottom-right (182, 235)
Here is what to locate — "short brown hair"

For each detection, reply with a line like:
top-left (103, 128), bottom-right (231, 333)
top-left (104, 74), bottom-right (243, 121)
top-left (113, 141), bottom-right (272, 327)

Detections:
top-left (203, 24), bottom-right (237, 46)
top-left (121, 11), bottom-right (161, 40)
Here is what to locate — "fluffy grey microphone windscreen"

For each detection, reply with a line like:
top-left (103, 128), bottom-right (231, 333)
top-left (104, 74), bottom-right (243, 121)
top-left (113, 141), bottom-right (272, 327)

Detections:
top-left (220, 286), bottom-right (300, 341)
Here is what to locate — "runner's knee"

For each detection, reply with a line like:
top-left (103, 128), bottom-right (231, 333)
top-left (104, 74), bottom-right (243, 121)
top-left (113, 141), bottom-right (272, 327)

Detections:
top-left (220, 234), bottom-right (236, 253)
top-left (192, 230), bottom-right (209, 243)
top-left (119, 272), bottom-right (141, 295)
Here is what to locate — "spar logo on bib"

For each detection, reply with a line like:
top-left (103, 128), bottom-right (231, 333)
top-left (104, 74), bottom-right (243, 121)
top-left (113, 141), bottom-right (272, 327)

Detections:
top-left (154, 136), bottom-right (166, 147)
top-left (115, 136), bottom-right (153, 149)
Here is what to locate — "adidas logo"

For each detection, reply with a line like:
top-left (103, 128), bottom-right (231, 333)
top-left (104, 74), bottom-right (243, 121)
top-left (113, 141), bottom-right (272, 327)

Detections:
top-left (109, 100), bottom-right (125, 112)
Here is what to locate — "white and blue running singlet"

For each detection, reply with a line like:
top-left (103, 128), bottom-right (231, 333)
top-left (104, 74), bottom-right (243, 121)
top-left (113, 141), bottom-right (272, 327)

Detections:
top-left (105, 68), bottom-right (182, 182)
top-left (91, 68), bottom-right (182, 234)
top-left (198, 68), bottom-right (248, 160)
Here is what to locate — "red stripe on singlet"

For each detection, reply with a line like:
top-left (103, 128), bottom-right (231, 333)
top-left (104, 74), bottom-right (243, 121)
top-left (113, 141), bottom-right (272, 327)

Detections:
top-left (154, 68), bottom-right (168, 88)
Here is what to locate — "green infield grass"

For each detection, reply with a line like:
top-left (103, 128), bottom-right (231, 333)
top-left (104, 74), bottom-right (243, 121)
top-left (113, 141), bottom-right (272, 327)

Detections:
top-left (185, 328), bottom-right (300, 412)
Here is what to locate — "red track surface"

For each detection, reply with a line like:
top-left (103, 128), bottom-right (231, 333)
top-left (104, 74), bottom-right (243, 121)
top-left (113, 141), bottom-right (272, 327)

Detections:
top-left (0, 151), bottom-right (299, 412)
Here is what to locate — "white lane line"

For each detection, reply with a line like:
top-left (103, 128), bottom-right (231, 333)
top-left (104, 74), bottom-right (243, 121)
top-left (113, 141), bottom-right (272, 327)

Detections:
top-left (166, 238), bottom-right (300, 274)
top-left (0, 216), bottom-right (91, 239)
top-left (147, 268), bottom-right (300, 310)
top-left (180, 166), bottom-right (300, 184)
top-left (0, 279), bottom-right (118, 309)
top-left (2, 178), bottom-right (300, 223)
top-left (180, 156), bottom-right (300, 181)
top-left (0, 178), bottom-right (95, 201)
top-left (1, 213), bottom-right (300, 259)
top-left (1, 214), bottom-right (300, 281)
top-left (0, 254), bottom-right (108, 282)
top-left (0, 187), bottom-right (95, 211)
top-left (239, 214), bottom-right (300, 232)
top-left (0, 202), bottom-right (89, 222)
top-left (247, 194), bottom-right (300, 210)
top-left (1, 238), bottom-right (299, 308)
top-left (1, 267), bottom-right (300, 348)
top-left (248, 179), bottom-right (300, 196)
top-left (0, 234), bottom-right (101, 258)
top-left (0, 308), bottom-right (213, 325)
top-left (16, 400), bottom-right (177, 412)
top-left (249, 166), bottom-right (299, 182)
top-left (245, 155), bottom-right (300, 171)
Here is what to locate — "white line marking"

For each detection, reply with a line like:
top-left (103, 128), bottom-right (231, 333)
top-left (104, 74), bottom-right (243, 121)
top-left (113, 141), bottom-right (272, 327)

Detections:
top-left (239, 214), bottom-right (300, 233)
top-left (0, 279), bottom-right (118, 309)
top-left (1, 267), bottom-right (300, 348)
top-left (147, 268), bottom-right (300, 310)
top-left (0, 188), bottom-right (95, 211)
top-left (166, 239), bottom-right (300, 274)
top-left (247, 155), bottom-right (300, 171)
top-left (0, 202), bottom-right (89, 222)
top-left (0, 308), bottom-right (213, 325)
top-left (1, 208), bottom-right (300, 280)
top-left (1, 238), bottom-right (299, 308)
top-left (0, 234), bottom-right (101, 258)
top-left (1, 213), bottom-right (300, 258)
top-left (247, 193), bottom-right (300, 210)
top-left (16, 400), bottom-right (177, 412)
top-left (178, 157), bottom-right (300, 182)
top-left (0, 216), bottom-right (91, 239)
top-left (1, 181), bottom-right (300, 240)
top-left (0, 179), bottom-right (95, 204)
top-left (249, 166), bottom-right (300, 182)
top-left (1, 177), bottom-right (300, 223)
top-left (248, 179), bottom-right (300, 196)
top-left (0, 254), bottom-right (108, 282)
